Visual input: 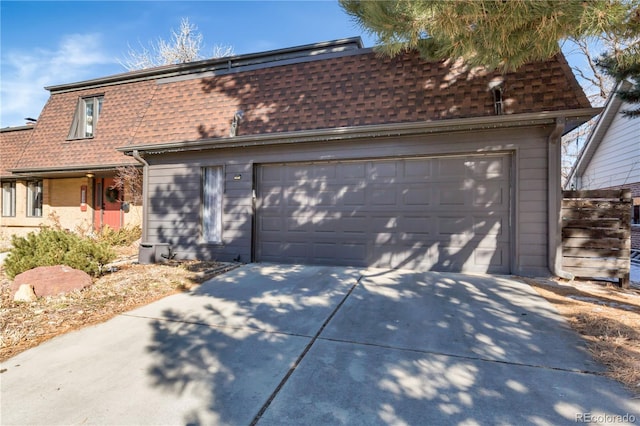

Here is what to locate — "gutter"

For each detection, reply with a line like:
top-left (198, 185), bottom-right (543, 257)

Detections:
top-left (118, 108), bottom-right (600, 155)
top-left (8, 164), bottom-right (135, 178)
top-left (131, 150), bottom-right (150, 242)
top-left (548, 117), bottom-right (574, 280)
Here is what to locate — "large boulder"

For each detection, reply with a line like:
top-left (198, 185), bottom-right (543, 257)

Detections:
top-left (11, 265), bottom-right (93, 298)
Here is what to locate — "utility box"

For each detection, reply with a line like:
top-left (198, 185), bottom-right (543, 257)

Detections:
top-left (138, 242), bottom-right (171, 264)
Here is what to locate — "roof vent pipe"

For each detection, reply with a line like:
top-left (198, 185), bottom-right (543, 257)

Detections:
top-left (229, 110), bottom-right (244, 137)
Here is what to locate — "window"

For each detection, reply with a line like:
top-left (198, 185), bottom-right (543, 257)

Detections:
top-left (633, 200), bottom-right (639, 225)
top-left (1, 181), bottom-right (16, 217)
top-left (69, 95), bottom-right (103, 139)
top-left (27, 180), bottom-right (43, 217)
top-left (202, 167), bottom-right (223, 243)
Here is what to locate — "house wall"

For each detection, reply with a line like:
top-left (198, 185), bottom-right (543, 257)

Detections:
top-left (48, 178), bottom-right (94, 233)
top-left (578, 108), bottom-right (640, 190)
top-left (0, 180), bottom-right (47, 246)
top-left (143, 125), bottom-right (554, 276)
top-left (577, 105), bottom-right (640, 251)
top-left (1, 177), bottom-right (143, 248)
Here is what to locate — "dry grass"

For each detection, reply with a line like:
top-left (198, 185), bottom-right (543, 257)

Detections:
top-left (0, 259), bottom-right (236, 362)
top-left (526, 277), bottom-right (640, 396)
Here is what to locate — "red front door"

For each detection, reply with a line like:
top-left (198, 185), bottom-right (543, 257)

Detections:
top-left (94, 177), bottom-right (122, 231)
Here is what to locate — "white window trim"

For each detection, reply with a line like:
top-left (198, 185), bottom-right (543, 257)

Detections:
top-left (1, 181), bottom-right (16, 217)
top-left (26, 180), bottom-right (43, 217)
top-left (68, 95), bottom-right (103, 139)
top-left (202, 166), bottom-right (224, 244)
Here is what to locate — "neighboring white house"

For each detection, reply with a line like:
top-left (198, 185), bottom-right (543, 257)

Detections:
top-left (567, 80), bottom-right (640, 250)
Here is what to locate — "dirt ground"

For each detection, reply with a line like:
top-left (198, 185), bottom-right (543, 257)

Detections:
top-left (1, 256), bottom-right (638, 396)
top-left (0, 256), bottom-right (237, 362)
top-left (526, 277), bottom-right (640, 396)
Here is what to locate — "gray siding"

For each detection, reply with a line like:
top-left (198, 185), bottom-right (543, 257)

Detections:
top-left (144, 126), bottom-right (552, 275)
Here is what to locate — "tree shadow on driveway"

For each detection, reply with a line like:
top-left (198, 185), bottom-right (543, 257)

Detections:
top-left (144, 265), bottom-right (640, 425)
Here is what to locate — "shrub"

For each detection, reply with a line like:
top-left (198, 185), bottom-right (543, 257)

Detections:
top-left (4, 228), bottom-right (116, 279)
top-left (98, 225), bottom-right (142, 247)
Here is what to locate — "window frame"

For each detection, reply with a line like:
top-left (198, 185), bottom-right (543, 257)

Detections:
top-left (26, 180), bottom-right (43, 218)
top-left (1, 180), bottom-right (16, 217)
top-left (68, 95), bottom-right (104, 139)
top-left (202, 166), bottom-right (224, 244)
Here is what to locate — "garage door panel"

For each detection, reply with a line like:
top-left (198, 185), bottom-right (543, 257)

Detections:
top-left (468, 157), bottom-right (507, 178)
top-left (473, 217), bottom-right (506, 237)
top-left (403, 187), bottom-right (431, 205)
top-left (341, 216), bottom-right (369, 233)
top-left (404, 159), bottom-right (432, 178)
top-left (314, 243), bottom-right (366, 263)
top-left (313, 164), bottom-right (337, 179)
top-left (437, 216), bottom-right (473, 235)
top-left (473, 183), bottom-right (507, 206)
top-left (438, 186), bottom-right (467, 205)
top-left (438, 157), bottom-right (469, 177)
top-left (474, 248), bottom-right (504, 266)
top-left (370, 187), bottom-right (397, 205)
top-left (260, 217), bottom-right (283, 232)
top-left (343, 189), bottom-right (366, 205)
top-left (256, 154), bottom-right (511, 273)
top-left (338, 163), bottom-right (366, 179)
top-left (369, 162), bottom-right (399, 179)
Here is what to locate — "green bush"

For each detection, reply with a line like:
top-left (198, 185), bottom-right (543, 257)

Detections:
top-left (98, 225), bottom-right (142, 247)
top-left (4, 228), bottom-right (116, 279)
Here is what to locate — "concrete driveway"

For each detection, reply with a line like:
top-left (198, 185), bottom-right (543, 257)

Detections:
top-left (1, 264), bottom-right (638, 425)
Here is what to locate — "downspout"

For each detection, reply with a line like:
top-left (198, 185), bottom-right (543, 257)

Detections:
top-left (132, 150), bottom-right (149, 242)
top-left (548, 118), bottom-right (574, 280)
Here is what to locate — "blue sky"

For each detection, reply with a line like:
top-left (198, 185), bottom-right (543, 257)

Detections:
top-left (0, 0), bottom-right (377, 127)
top-left (1, 1), bottom-right (600, 129)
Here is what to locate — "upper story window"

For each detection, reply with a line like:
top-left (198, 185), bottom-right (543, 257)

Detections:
top-left (69, 95), bottom-right (103, 139)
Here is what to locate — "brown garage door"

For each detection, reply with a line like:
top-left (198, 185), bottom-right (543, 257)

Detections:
top-left (256, 154), bottom-right (511, 273)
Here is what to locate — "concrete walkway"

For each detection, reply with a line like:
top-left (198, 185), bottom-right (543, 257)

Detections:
top-left (1, 264), bottom-right (638, 425)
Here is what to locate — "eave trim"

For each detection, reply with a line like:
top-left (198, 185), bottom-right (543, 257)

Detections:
top-left (119, 109), bottom-right (601, 155)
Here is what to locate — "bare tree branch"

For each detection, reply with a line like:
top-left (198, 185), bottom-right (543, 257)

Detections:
top-left (119, 18), bottom-right (233, 71)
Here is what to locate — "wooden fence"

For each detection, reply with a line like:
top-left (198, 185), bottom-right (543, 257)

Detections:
top-left (562, 189), bottom-right (632, 288)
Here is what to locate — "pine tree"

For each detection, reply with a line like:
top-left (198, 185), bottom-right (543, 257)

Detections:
top-left (340, 0), bottom-right (638, 71)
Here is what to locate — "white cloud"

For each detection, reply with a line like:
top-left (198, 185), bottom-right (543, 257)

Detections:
top-left (1, 33), bottom-right (117, 127)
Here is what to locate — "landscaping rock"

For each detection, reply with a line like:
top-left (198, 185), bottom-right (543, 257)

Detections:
top-left (13, 284), bottom-right (37, 302)
top-left (11, 266), bottom-right (93, 298)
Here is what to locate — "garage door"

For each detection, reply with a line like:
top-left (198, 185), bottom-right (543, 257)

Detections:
top-left (256, 154), bottom-right (511, 273)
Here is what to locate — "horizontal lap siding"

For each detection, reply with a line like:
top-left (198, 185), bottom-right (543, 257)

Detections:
top-left (582, 109), bottom-right (640, 189)
top-left (517, 143), bottom-right (548, 275)
top-left (145, 126), bottom-right (551, 274)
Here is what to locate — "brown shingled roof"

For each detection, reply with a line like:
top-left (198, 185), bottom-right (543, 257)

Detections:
top-left (12, 81), bottom-right (155, 171)
top-left (11, 43), bottom-right (591, 172)
top-left (1, 126), bottom-right (33, 177)
top-left (131, 49), bottom-right (591, 146)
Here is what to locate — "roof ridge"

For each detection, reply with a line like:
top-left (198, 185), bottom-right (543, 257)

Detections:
top-left (46, 37), bottom-right (365, 94)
